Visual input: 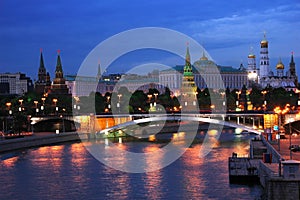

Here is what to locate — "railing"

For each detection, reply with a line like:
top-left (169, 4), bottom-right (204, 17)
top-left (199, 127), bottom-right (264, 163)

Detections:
top-left (260, 134), bottom-right (282, 163)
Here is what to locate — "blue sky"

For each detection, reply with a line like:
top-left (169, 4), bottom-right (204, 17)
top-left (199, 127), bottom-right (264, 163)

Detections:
top-left (0, 0), bottom-right (300, 79)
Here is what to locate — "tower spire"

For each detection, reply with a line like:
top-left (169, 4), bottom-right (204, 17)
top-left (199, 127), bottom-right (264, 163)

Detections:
top-left (39, 48), bottom-right (45, 69)
top-left (289, 51), bottom-right (296, 79)
top-left (185, 42), bottom-right (191, 66)
top-left (35, 48), bottom-right (48, 94)
top-left (97, 59), bottom-right (101, 80)
top-left (291, 51), bottom-right (295, 64)
top-left (56, 49), bottom-right (63, 73)
top-left (50, 50), bottom-right (69, 94)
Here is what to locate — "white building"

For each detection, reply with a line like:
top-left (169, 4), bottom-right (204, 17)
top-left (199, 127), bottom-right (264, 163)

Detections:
top-left (159, 53), bottom-right (248, 94)
top-left (0, 72), bottom-right (33, 95)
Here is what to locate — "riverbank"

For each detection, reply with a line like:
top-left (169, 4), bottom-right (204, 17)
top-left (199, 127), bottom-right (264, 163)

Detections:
top-left (0, 132), bottom-right (81, 154)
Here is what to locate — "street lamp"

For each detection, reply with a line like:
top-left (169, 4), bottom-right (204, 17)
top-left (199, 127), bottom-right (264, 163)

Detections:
top-left (147, 94), bottom-right (153, 109)
top-left (6, 102), bottom-right (12, 115)
top-left (220, 91), bottom-right (226, 111)
top-left (236, 91), bottom-right (241, 110)
top-left (117, 94), bottom-right (122, 113)
top-left (34, 100), bottom-right (39, 114)
top-left (261, 90), bottom-right (267, 110)
top-left (53, 98), bottom-right (58, 114)
top-left (41, 97), bottom-right (46, 113)
top-left (274, 106), bottom-right (286, 151)
top-left (18, 99), bottom-right (23, 112)
top-left (154, 93), bottom-right (158, 107)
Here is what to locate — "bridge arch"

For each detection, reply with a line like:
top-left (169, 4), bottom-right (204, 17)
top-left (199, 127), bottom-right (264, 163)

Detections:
top-left (98, 114), bottom-right (261, 135)
top-left (33, 118), bottom-right (78, 132)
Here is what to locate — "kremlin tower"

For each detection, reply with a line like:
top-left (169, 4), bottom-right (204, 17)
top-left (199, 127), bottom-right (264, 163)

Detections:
top-left (50, 50), bottom-right (69, 95)
top-left (34, 49), bottom-right (51, 94)
top-left (289, 52), bottom-right (298, 87)
top-left (180, 44), bottom-right (197, 111)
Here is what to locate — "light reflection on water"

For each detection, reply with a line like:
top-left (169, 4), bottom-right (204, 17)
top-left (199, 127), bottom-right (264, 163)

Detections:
top-left (0, 132), bottom-right (262, 200)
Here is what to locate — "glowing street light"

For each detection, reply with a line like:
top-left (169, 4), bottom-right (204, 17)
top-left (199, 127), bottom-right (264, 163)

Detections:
top-left (34, 100), bottom-right (39, 113)
top-left (6, 102), bottom-right (12, 115)
top-left (53, 98), bottom-right (58, 113)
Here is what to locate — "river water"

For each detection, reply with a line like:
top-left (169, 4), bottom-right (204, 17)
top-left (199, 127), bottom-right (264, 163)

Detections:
top-left (0, 131), bottom-right (263, 200)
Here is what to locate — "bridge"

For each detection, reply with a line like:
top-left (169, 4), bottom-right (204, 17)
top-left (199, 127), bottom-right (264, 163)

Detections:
top-left (97, 113), bottom-right (262, 135)
top-left (30, 112), bottom-right (300, 134)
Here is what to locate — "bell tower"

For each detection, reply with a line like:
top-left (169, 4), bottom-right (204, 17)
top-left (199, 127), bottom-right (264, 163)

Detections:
top-left (259, 32), bottom-right (270, 79)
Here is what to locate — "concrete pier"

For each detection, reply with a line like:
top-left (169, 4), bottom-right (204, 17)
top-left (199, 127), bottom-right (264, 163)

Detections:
top-left (229, 134), bottom-right (300, 199)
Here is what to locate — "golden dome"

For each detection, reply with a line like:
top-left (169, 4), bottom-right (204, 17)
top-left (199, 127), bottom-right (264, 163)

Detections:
top-left (260, 40), bottom-right (268, 44)
top-left (260, 40), bottom-right (268, 48)
top-left (200, 51), bottom-right (208, 60)
top-left (276, 59), bottom-right (284, 69)
top-left (248, 54), bottom-right (255, 58)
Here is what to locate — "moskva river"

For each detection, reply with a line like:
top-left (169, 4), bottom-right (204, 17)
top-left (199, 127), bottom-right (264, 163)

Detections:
top-left (0, 130), bottom-right (263, 200)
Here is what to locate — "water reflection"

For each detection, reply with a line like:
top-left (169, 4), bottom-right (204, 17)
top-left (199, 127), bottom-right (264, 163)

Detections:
top-left (30, 145), bottom-right (64, 173)
top-left (102, 162), bottom-right (130, 199)
top-left (0, 130), bottom-right (262, 199)
top-left (1, 156), bottom-right (19, 168)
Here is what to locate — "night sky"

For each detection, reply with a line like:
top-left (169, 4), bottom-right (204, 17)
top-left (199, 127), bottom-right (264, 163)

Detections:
top-left (0, 0), bottom-right (300, 79)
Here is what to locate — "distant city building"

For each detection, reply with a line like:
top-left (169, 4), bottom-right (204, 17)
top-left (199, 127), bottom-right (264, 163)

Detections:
top-left (50, 50), bottom-right (70, 95)
top-left (65, 72), bottom-right (124, 97)
top-left (115, 73), bottom-right (161, 93)
top-left (34, 50), bottom-right (51, 94)
top-left (249, 34), bottom-right (298, 90)
top-left (65, 75), bottom-right (98, 97)
top-left (0, 72), bottom-right (33, 95)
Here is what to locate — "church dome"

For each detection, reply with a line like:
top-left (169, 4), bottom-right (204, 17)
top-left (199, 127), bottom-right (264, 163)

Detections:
top-left (276, 59), bottom-right (284, 69)
top-left (248, 54), bottom-right (255, 58)
top-left (200, 51), bottom-right (208, 60)
top-left (260, 40), bottom-right (268, 48)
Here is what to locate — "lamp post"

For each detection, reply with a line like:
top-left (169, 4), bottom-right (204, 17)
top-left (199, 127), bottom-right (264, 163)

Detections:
top-left (62, 108), bottom-right (66, 133)
top-left (236, 90), bottom-right (241, 110)
top-left (274, 106), bottom-right (284, 151)
top-left (41, 97), bottom-right (46, 115)
top-left (34, 100), bottom-right (39, 115)
top-left (6, 102), bottom-right (12, 115)
top-left (147, 94), bottom-right (153, 109)
top-left (289, 119), bottom-right (292, 159)
top-left (261, 90), bottom-right (267, 111)
top-left (220, 91), bottom-right (226, 111)
top-left (53, 98), bottom-right (58, 115)
top-left (117, 94), bottom-right (122, 113)
top-left (105, 96), bottom-right (111, 112)
top-left (18, 99), bottom-right (23, 112)
top-left (154, 93), bottom-right (158, 107)
top-left (5, 102), bottom-right (12, 133)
